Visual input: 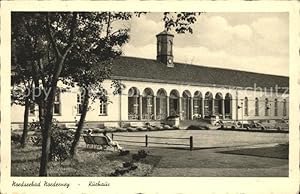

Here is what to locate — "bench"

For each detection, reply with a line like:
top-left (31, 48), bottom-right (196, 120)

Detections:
top-left (83, 135), bottom-right (115, 150)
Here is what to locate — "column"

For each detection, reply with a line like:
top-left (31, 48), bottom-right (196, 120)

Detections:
top-left (201, 98), bottom-right (204, 119)
top-left (179, 97), bottom-right (182, 120)
top-left (139, 95), bottom-right (142, 120)
top-left (211, 98), bottom-right (214, 115)
top-left (153, 96), bottom-right (157, 120)
top-left (222, 99), bottom-right (225, 119)
top-left (190, 97), bottom-right (194, 120)
top-left (166, 96), bottom-right (170, 117)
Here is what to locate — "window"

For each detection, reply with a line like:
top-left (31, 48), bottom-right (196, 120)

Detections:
top-left (283, 99), bottom-right (287, 116)
top-left (244, 97), bottom-right (248, 116)
top-left (265, 98), bottom-right (269, 116)
top-left (99, 100), bottom-right (107, 115)
top-left (53, 89), bottom-right (61, 115)
top-left (99, 89), bottom-right (108, 116)
top-left (77, 91), bottom-right (84, 115)
top-left (255, 98), bottom-right (259, 116)
top-left (274, 99), bottom-right (278, 116)
top-left (29, 102), bottom-right (35, 116)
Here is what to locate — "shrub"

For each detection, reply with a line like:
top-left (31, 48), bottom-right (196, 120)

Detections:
top-left (28, 119), bottom-right (74, 162)
top-left (49, 128), bottom-right (74, 162)
top-left (11, 133), bottom-right (21, 144)
top-left (132, 150), bottom-right (148, 161)
top-left (29, 120), bottom-right (42, 132)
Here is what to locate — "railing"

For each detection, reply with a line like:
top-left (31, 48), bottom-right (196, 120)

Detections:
top-left (112, 134), bottom-right (193, 151)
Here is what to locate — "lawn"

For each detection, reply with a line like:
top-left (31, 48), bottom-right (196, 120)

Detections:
top-left (11, 142), bottom-right (159, 177)
top-left (11, 129), bottom-right (289, 177)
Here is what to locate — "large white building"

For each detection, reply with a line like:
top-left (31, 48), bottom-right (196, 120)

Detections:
top-left (11, 31), bottom-right (289, 128)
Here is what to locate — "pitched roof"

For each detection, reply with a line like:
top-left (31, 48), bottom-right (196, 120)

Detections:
top-left (111, 56), bottom-right (289, 90)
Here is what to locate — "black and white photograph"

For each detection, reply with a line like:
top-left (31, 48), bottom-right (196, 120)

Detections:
top-left (1, 1), bottom-right (299, 194)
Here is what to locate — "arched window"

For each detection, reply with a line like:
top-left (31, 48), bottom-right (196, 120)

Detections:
top-left (182, 90), bottom-right (192, 120)
top-left (193, 91), bottom-right (202, 119)
top-left (54, 89), bottom-right (61, 115)
top-left (142, 88), bottom-right (154, 120)
top-left (169, 90), bottom-right (180, 116)
top-left (244, 97), bottom-right (248, 116)
top-left (169, 40), bottom-right (173, 54)
top-left (274, 99), bottom-right (278, 116)
top-left (265, 98), bottom-right (269, 116)
top-left (156, 89), bottom-right (167, 120)
top-left (255, 98), bottom-right (259, 116)
top-left (283, 99), bottom-right (287, 116)
top-left (214, 93), bottom-right (223, 116)
top-left (224, 93), bottom-right (232, 119)
top-left (204, 92), bottom-right (213, 116)
top-left (99, 89), bottom-right (108, 116)
top-left (128, 87), bottom-right (140, 120)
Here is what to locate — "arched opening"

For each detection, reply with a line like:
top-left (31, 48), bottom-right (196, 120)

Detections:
top-left (156, 88), bottom-right (167, 120)
top-left (255, 98), bottom-right (259, 116)
top-left (283, 99), bottom-right (287, 116)
top-left (204, 92), bottom-right (213, 116)
top-left (244, 97), bottom-right (248, 116)
top-left (193, 91), bottom-right (202, 119)
top-left (182, 90), bottom-right (192, 120)
top-left (274, 99), bottom-right (278, 116)
top-left (142, 88), bottom-right (154, 120)
top-left (224, 93), bottom-right (232, 119)
top-left (265, 98), bottom-right (269, 116)
top-left (169, 90), bottom-right (180, 117)
top-left (214, 93), bottom-right (223, 117)
top-left (128, 87), bottom-right (140, 120)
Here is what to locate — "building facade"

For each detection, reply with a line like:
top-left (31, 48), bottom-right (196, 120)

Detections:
top-left (11, 31), bottom-right (289, 128)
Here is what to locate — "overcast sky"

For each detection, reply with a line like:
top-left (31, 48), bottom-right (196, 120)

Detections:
top-left (119, 12), bottom-right (289, 76)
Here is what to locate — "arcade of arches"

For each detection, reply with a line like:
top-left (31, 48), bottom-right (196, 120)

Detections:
top-left (128, 87), bottom-right (233, 121)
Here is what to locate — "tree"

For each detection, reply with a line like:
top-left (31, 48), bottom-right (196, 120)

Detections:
top-left (12, 11), bottom-right (201, 176)
top-left (11, 20), bottom-right (43, 148)
top-left (60, 12), bottom-right (132, 158)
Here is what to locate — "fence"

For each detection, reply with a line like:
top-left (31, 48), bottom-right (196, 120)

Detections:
top-left (112, 134), bottom-right (193, 151)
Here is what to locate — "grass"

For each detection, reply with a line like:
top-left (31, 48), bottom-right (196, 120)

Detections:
top-left (218, 143), bottom-right (288, 160)
top-left (11, 142), bottom-right (158, 177)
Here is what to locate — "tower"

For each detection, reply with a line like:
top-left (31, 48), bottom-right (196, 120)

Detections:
top-left (156, 30), bottom-right (174, 67)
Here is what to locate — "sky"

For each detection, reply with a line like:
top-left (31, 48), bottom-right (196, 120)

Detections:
top-left (119, 12), bottom-right (289, 76)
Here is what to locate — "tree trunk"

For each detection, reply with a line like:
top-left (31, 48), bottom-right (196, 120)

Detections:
top-left (39, 83), bottom-right (57, 176)
top-left (70, 88), bottom-right (89, 158)
top-left (39, 13), bottom-right (75, 175)
top-left (20, 97), bottom-right (30, 148)
top-left (39, 54), bottom-right (67, 176)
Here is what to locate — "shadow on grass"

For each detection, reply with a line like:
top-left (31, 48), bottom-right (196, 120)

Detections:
top-left (217, 143), bottom-right (288, 159)
top-left (217, 129), bottom-right (288, 134)
top-left (105, 152), bottom-right (162, 167)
